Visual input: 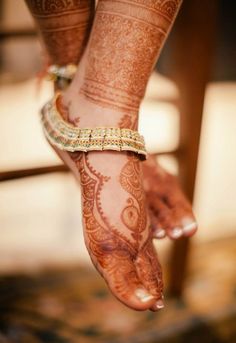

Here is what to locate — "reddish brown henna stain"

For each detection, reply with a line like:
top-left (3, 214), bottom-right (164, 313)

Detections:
top-left (118, 114), bottom-right (138, 130)
top-left (25, 0), bottom-right (95, 65)
top-left (73, 152), bottom-right (140, 299)
top-left (120, 154), bottom-right (163, 298)
top-left (80, 0), bottom-right (182, 114)
top-left (69, 151), bottom-right (162, 301)
top-left (142, 155), bottom-right (196, 237)
top-left (120, 153), bottom-right (147, 248)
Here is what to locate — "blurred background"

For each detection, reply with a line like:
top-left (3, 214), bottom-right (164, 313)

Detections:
top-left (0, 0), bottom-right (236, 342)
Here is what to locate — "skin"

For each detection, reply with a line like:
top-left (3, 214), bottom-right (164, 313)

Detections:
top-left (142, 155), bottom-right (197, 240)
top-left (26, 0), bottom-right (197, 240)
top-left (26, 0), bottom-right (197, 311)
top-left (25, 0), bottom-right (96, 65)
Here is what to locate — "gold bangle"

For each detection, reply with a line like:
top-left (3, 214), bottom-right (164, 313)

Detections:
top-left (41, 94), bottom-right (147, 159)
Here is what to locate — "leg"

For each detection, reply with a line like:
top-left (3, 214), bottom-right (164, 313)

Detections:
top-left (25, 1), bottom-right (197, 243)
top-left (58, 0), bottom-right (182, 311)
top-left (24, 0), bottom-right (95, 65)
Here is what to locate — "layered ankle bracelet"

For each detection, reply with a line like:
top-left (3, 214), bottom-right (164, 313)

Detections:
top-left (41, 94), bottom-right (147, 159)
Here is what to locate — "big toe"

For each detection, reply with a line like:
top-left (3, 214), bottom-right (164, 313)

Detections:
top-left (135, 241), bottom-right (164, 311)
top-left (100, 254), bottom-right (157, 311)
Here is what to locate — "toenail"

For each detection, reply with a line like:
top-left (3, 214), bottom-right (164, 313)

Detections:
top-left (183, 222), bottom-right (197, 234)
top-left (171, 227), bottom-right (183, 239)
top-left (155, 229), bottom-right (166, 239)
top-left (154, 299), bottom-right (165, 310)
top-left (135, 288), bottom-right (155, 303)
top-left (182, 217), bottom-right (198, 234)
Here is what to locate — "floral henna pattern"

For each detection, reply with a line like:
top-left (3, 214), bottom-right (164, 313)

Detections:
top-left (71, 151), bottom-right (163, 307)
top-left (25, 0), bottom-right (95, 65)
top-left (80, 0), bottom-right (182, 113)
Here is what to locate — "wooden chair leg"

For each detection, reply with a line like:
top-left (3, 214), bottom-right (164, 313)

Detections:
top-left (165, 0), bottom-right (218, 296)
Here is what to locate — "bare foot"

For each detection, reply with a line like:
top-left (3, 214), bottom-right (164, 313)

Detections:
top-left (43, 92), bottom-right (164, 312)
top-left (143, 155), bottom-right (197, 240)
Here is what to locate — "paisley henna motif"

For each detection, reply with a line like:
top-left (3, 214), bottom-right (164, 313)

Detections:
top-left (74, 153), bottom-right (136, 258)
top-left (121, 198), bottom-right (139, 231)
top-left (72, 153), bottom-right (142, 300)
top-left (120, 153), bottom-right (147, 247)
top-left (69, 151), bottom-right (162, 305)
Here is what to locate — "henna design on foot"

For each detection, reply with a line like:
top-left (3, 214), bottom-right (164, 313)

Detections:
top-left (142, 155), bottom-right (198, 240)
top-left (67, 151), bottom-right (163, 310)
top-left (30, 0), bottom-right (185, 311)
top-left (25, 0), bottom-right (95, 65)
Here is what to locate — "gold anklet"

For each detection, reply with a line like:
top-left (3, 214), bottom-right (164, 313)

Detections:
top-left (47, 64), bottom-right (77, 81)
top-left (41, 94), bottom-right (147, 159)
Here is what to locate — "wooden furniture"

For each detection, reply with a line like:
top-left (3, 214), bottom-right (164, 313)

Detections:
top-left (165, 0), bottom-right (218, 295)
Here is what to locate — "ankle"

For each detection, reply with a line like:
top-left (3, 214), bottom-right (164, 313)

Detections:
top-left (63, 91), bottom-right (139, 130)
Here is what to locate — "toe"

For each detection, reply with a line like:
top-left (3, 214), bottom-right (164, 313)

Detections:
top-left (181, 216), bottom-right (198, 237)
top-left (161, 192), bottom-right (197, 239)
top-left (167, 226), bottom-right (183, 240)
top-left (135, 241), bottom-right (164, 311)
top-left (101, 254), bottom-right (157, 311)
top-left (149, 209), bottom-right (166, 239)
top-left (147, 193), bottom-right (173, 239)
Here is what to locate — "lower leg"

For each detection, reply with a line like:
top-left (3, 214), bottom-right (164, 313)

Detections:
top-left (24, 0), bottom-right (95, 65)
top-left (65, 0), bottom-right (182, 128)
